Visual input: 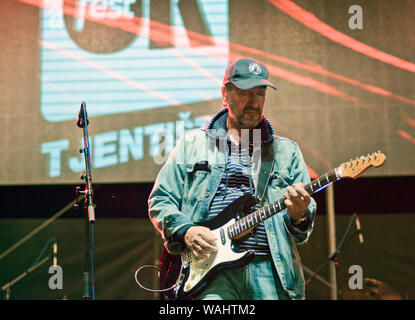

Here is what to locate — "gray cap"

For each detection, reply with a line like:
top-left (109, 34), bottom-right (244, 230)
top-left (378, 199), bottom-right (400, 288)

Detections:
top-left (223, 58), bottom-right (277, 90)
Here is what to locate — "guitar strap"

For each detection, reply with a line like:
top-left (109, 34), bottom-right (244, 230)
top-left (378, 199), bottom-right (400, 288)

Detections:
top-left (254, 140), bottom-right (276, 203)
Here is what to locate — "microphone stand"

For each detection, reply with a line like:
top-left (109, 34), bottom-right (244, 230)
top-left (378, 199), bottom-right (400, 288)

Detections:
top-left (0, 238), bottom-right (56, 300)
top-left (1, 256), bottom-right (50, 300)
top-left (75, 101), bottom-right (96, 300)
top-left (305, 214), bottom-right (361, 291)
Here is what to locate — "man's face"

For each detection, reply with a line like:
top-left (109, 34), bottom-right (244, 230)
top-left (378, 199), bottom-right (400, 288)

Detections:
top-left (223, 84), bottom-right (266, 130)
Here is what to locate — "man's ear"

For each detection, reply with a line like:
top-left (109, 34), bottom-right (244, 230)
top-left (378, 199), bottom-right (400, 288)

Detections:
top-left (221, 85), bottom-right (228, 106)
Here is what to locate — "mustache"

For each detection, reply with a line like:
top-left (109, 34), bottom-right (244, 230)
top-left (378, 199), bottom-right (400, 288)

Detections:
top-left (243, 107), bottom-right (261, 114)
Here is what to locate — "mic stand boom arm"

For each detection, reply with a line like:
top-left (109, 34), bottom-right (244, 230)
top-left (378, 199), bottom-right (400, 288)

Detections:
top-left (305, 214), bottom-right (361, 291)
top-left (1, 256), bottom-right (50, 300)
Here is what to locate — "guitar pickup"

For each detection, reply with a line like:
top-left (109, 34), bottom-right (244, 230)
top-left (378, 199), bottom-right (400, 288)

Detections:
top-left (220, 228), bottom-right (226, 245)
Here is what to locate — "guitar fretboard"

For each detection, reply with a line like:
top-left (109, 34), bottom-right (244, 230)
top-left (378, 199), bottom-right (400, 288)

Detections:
top-left (227, 168), bottom-right (341, 239)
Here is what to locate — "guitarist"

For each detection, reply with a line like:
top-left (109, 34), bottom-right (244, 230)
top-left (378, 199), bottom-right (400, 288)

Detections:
top-left (148, 58), bottom-right (317, 300)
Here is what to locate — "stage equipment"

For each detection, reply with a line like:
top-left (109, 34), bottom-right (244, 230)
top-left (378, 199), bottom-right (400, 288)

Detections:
top-left (305, 213), bottom-right (365, 291)
top-left (1, 238), bottom-right (57, 300)
top-left (341, 278), bottom-right (402, 300)
top-left (74, 101), bottom-right (96, 300)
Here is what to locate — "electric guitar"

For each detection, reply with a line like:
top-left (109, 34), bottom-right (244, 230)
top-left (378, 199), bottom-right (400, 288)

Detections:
top-left (159, 151), bottom-right (386, 300)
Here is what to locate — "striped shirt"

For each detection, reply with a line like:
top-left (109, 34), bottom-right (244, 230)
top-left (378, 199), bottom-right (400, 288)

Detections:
top-left (208, 141), bottom-right (270, 255)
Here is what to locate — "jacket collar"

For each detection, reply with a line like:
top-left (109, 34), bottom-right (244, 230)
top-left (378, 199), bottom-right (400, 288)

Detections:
top-left (205, 108), bottom-right (274, 144)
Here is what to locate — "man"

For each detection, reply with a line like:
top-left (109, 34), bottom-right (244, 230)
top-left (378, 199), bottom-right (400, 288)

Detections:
top-left (148, 58), bottom-right (317, 300)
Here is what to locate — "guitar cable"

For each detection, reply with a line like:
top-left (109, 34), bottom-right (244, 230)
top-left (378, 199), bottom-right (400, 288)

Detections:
top-left (134, 264), bottom-right (182, 293)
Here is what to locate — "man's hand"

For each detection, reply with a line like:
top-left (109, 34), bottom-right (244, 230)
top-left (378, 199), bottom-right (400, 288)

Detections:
top-left (284, 182), bottom-right (311, 221)
top-left (184, 226), bottom-right (217, 260)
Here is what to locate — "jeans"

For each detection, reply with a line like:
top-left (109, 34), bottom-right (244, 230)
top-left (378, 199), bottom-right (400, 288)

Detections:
top-left (196, 256), bottom-right (290, 300)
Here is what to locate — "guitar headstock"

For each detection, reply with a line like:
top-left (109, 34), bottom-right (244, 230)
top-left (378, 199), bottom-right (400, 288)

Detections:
top-left (338, 151), bottom-right (386, 179)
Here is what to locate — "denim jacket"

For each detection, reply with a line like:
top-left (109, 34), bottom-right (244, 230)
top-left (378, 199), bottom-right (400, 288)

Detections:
top-left (148, 109), bottom-right (317, 299)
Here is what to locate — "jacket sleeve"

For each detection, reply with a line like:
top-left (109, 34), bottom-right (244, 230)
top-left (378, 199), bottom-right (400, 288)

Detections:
top-left (282, 145), bottom-right (317, 245)
top-left (148, 135), bottom-right (195, 255)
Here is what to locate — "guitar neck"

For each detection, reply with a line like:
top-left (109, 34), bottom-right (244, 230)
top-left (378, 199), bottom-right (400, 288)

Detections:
top-left (228, 167), bottom-right (342, 239)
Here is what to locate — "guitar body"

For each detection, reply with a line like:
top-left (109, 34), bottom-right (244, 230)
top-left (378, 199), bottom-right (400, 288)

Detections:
top-left (159, 194), bottom-right (256, 300)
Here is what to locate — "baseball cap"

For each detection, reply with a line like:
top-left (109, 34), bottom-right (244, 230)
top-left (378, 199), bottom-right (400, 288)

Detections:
top-left (223, 58), bottom-right (277, 90)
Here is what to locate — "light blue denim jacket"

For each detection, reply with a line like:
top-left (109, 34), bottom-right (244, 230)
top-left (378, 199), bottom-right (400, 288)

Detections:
top-left (148, 109), bottom-right (317, 299)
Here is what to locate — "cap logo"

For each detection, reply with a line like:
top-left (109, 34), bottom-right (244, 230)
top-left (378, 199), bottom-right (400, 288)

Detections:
top-left (249, 63), bottom-right (262, 75)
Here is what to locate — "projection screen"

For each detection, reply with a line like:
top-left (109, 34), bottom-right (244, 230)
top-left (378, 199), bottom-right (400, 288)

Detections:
top-left (0, 0), bottom-right (414, 185)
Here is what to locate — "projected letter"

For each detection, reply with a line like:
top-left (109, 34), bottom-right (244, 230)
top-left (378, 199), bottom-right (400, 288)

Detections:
top-left (94, 131), bottom-right (118, 168)
top-left (119, 127), bottom-right (144, 163)
top-left (41, 140), bottom-right (70, 177)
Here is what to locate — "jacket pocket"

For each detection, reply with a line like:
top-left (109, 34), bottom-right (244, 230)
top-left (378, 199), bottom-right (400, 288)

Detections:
top-left (269, 169), bottom-right (293, 189)
top-left (184, 163), bottom-right (210, 206)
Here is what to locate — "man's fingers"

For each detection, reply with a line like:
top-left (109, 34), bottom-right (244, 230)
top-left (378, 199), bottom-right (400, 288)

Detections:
top-left (194, 238), bottom-right (217, 253)
top-left (191, 247), bottom-right (206, 260)
top-left (287, 183), bottom-right (309, 197)
top-left (201, 238), bottom-right (218, 252)
top-left (199, 228), bottom-right (218, 244)
top-left (286, 184), bottom-right (310, 204)
top-left (184, 226), bottom-right (218, 260)
top-left (286, 186), bottom-right (298, 197)
top-left (191, 243), bottom-right (215, 261)
top-left (293, 183), bottom-right (310, 198)
top-left (287, 192), bottom-right (309, 206)
top-left (284, 198), bottom-right (293, 208)
top-left (285, 183), bottom-right (311, 218)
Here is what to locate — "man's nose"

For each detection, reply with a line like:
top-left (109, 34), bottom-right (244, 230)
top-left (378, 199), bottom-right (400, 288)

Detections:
top-left (247, 93), bottom-right (261, 105)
